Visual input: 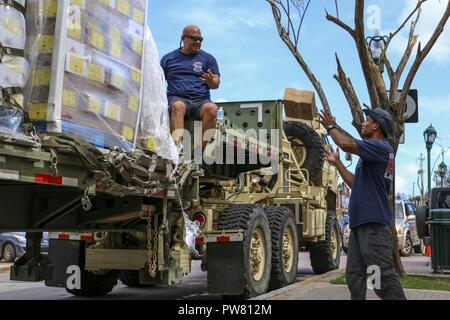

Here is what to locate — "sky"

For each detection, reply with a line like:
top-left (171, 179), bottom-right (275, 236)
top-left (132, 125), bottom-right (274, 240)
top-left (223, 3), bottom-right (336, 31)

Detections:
top-left (147, 0), bottom-right (450, 197)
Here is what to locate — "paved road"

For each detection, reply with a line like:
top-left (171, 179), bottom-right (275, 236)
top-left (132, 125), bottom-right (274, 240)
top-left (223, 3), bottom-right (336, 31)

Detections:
top-left (0, 251), bottom-right (428, 300)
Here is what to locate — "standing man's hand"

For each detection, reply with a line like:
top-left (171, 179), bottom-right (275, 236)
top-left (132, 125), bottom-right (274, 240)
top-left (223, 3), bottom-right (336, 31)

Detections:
top-left (325, 148), bottom-right (340, 165)
top-left (199, 69), bottom-right (219, 89)
top-left (320, 108), bottom-right (336, 128)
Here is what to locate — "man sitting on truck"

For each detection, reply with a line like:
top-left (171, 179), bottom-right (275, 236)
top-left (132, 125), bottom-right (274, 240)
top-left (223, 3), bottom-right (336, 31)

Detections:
top-left (161, 25), bottom-right (221, 155)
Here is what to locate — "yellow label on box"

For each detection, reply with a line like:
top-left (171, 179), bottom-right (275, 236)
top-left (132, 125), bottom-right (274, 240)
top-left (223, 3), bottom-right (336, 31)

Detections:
top-left (111, 73), bottom-right (124, 90)
top-left (110, 43), bottom-right (122, 59)
top-left (122, 125), bottom-right (134, 141)
top-left (63, 90), bottom-right (77, 108)
top-left (91, 30), bottom-right (105, 50)
top-left (106, 103), bottom-right (121, 121)
top-left (38, 35), bottom-right (54, 53)
top-left (87, 96), bottom-right (102, 113)
top-left (131, 69), bottom-right (141, 83)
top-left (88, 64), bottom-right (105, 83)
top-left (133, 8), bottom-right (145, 25)
top-left (146, 137), bottom-right (156, 150)
top-left (28, 103), bottom-right (47, 121)
top-left (69, 55), bottom-right (85, 74)
top-left (128, 96), bottom-right (139, 112)
top-left (132, 38), bottom-right (143, 55)
top-left (117, 0), bottom-right (130, 15)
top-left (68, 26), bottom-right (82, 41)
top-left (109, 27), bottom-right (121, 42)
top-left (32, 69), bottom-right (51, 86)
top-left (47, 0), bottom-right (58, 17)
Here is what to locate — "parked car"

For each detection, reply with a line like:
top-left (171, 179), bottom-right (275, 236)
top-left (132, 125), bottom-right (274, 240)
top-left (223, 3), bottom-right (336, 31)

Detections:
top-left (341, 201), bottom-right (422, 256)
top-left (0, 232), bottom-right (48, 262)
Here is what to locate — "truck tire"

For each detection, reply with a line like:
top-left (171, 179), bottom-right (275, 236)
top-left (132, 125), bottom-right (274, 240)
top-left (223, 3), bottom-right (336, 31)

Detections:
top-left (309, 211), bottom-right (341, 274)
top-left (66, 270), bottom-right (119, 297)
top-left (2, 243), bottom-right (16, 263)
top-left (265, 206), bottom-right (299, 290)
top-left (416, 205), bottom-right (429, 239)
top-left (218, 204), bottom-right (271, 299)
top-left (283, 121), bottom-right (324, 185)
top-left (119, 270), bottom-right (152, 287)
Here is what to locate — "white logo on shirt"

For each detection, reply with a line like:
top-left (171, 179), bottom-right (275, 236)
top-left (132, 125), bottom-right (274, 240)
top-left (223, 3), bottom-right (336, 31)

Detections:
top-left (193, 62), bottom-right (203, 73)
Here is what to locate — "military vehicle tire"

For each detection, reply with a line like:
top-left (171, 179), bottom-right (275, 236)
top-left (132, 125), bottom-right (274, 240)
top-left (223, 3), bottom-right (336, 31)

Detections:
top-left (119, 270), bottom-right (153, 287)
top-left (265, 206), bottom-right (299, 290)
top-left (416, 205), bottom-right (429, 239)
top-left (283, 121), bottom-right (324, 185)
top-left (66, 270), bottom-right (119, 297)
top-left (309, 211), bottom-right (341, 274)
top-left (218, 204), bottom-right (271, 299)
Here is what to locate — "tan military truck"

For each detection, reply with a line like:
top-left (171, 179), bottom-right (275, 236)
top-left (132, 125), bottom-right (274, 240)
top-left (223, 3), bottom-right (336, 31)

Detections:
top-left (1, 90), bottom-right (340, 299)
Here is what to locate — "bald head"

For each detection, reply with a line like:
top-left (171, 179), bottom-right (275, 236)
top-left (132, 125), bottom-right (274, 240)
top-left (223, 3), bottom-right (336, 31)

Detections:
top-left (181, 25), bottom-right (203, 54)
top-left (183, 25), bottom-right (201, 35)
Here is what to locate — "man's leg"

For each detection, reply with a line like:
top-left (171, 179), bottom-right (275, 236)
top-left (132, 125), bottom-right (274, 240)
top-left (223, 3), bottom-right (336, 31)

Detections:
top-left (359, 223), bottom-right (406, 300)
top-left (346, 227), bottom-right (368, 300)
top-left (169, 100), bottom-right (187, 145)
top-left (198, 102), bottom-right (218, 148)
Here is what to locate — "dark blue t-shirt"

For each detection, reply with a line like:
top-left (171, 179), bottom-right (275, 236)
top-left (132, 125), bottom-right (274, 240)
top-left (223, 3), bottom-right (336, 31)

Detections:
top-left (348, 139), bottom-right (395, 228)
top-left (160, 49), bottom-right (220, 100)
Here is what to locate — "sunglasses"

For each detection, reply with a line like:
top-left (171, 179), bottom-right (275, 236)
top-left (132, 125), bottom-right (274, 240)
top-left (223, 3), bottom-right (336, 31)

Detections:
top-left (184, 35), bottom-right (204, 42)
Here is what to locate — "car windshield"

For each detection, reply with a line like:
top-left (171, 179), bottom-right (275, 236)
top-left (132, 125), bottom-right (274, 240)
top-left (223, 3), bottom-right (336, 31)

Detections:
top-left (395, 203), bottom-right (403, 219)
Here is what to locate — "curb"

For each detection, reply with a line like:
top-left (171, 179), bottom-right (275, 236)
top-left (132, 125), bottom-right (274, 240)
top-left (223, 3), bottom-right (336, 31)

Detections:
top-left (252, 268), bottom-right (345, 300)
top-left (0, 264), bottom-right (12, 273)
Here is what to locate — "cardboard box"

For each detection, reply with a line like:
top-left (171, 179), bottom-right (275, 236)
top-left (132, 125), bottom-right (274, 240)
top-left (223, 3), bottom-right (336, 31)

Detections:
top-left (283, 88), bottom-right (317, 120)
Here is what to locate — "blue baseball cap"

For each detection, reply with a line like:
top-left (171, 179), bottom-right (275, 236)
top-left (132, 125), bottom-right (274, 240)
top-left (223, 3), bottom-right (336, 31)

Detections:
top-left (363, 105), bottom-right (394, 138)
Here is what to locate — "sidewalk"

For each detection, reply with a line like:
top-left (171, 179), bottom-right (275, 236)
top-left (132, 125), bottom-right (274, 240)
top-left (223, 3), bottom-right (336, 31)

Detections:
top-left (253, 253), bottom-right (450, 300)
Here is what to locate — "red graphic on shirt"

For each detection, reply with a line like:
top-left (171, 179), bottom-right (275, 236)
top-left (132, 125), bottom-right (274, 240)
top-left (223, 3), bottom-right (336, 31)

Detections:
top-left (384, 153), bottom-right (395, 180)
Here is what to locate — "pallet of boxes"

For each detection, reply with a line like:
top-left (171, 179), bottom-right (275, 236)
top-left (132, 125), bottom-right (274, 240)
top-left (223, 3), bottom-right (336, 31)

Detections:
top-left (0, 0), bottom-right (30, 138)
top-left (24, 0), bottom-right (148, 151)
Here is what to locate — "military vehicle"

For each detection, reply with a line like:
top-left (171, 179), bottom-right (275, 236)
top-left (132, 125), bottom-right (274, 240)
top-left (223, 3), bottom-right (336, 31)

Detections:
top-left (0, 94), bottom-right (341, 299)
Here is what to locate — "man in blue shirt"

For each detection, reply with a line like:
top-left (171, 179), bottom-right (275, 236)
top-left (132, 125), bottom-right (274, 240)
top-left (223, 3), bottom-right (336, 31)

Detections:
top-left (161, 25), bottom-right (220, 152)
top-left (321, 106), bottom-right (406, 300)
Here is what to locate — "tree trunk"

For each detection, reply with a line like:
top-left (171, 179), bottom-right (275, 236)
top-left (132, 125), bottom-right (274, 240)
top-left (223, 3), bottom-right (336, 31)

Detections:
top-left (391, 162), bottom-right (407, 277)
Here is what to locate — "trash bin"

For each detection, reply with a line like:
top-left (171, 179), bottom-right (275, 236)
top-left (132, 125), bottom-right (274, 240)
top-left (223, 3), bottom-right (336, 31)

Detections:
top-left (429, 209), bottom-right (450, 273)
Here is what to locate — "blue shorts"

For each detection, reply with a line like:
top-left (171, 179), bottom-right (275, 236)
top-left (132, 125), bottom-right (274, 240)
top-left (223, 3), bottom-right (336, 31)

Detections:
top-left (168, 95), bottom-right (212, 121)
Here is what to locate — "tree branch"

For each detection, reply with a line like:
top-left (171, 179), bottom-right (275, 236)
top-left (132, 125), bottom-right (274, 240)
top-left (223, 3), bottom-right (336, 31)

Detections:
top-left (334, 53), bottom-right (363, 136)
top-left (401, 1), bottom-right (450, 104)
top-left (325, 10), bottom-right (356, 38)
top-left (354, 0), bottom-right (380, 107)
top-left (268, 0), bottom-right (331, 112)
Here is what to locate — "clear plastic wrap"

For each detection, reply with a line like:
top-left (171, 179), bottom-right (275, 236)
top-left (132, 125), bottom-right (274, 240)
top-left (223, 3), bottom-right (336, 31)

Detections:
top-left (0, 4), bottom-right (26, 50)
top-left (0, 106), bottom-right (23, 135)
top-left (183, 212), bottom-right (201, 256)
top-left (24, 0), bottom-right (148, 152)
top-left (138, 27), bottom-right (178, 163)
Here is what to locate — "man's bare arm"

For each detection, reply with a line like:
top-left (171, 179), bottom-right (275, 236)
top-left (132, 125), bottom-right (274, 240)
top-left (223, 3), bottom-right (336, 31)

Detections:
top-left (328, 128), bottom-right (361, 156)
top-left (334, 157), bottom-right (354, 188)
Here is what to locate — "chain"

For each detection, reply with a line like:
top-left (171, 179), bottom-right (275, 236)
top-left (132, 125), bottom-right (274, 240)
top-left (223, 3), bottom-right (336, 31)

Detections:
top-left (143, 210), bottom-right (158, 278)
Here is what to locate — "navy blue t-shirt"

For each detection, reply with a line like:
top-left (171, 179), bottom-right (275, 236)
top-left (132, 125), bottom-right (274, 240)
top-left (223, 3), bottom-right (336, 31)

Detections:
top-left (348, 139), bottom-right (395, 228)
top-left (160, 49), bottom-right (220, 100)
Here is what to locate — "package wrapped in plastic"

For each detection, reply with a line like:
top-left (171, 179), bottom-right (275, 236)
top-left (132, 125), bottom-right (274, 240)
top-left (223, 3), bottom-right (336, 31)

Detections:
top-left (0, 56), bottom-right (29, 89)
top-left (138, 27), bottom-right (178, 164)
top-left (24, 0), bottom-right (148, 152)
top-left (0, 3), bottom-right (26, 51)
top-left (0, 105), bottom-right (23, 135)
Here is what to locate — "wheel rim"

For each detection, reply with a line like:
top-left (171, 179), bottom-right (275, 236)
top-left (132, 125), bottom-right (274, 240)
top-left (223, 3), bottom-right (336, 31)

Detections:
top-left (405, 237), bottom-right (412, 254)
top-left (250, 228), bottom-right (266, 281)
top-left (282, 226), bottom-right (295, 273)
top-left (330, 226), bottom-right (338, 259)
top-left (4, 245), bottom-right (14, 261)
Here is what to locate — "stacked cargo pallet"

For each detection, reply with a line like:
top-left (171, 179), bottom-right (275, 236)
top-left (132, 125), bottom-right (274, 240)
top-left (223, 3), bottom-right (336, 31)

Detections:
top-left (25, 0), bottom-right (147, 150)
top-left (0, 0), bottom-right (29, 135)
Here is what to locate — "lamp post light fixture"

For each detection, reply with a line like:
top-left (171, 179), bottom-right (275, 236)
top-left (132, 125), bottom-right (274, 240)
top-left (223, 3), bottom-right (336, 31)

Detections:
top-left (423, 124), bottom-right (437, 194)
top-left (366, 30), bottom-right (388, 73)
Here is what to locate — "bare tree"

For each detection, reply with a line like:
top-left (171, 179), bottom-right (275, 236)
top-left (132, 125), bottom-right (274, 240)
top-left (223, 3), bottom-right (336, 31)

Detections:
top-left (268, 0), bottom-right (450, 276)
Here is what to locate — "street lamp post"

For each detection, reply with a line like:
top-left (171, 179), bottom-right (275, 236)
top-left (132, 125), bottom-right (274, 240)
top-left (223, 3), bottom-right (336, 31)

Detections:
top-left (424, 124), bottom-right (437, 195)
top-left (366, 30), bottom-right (388, 73)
